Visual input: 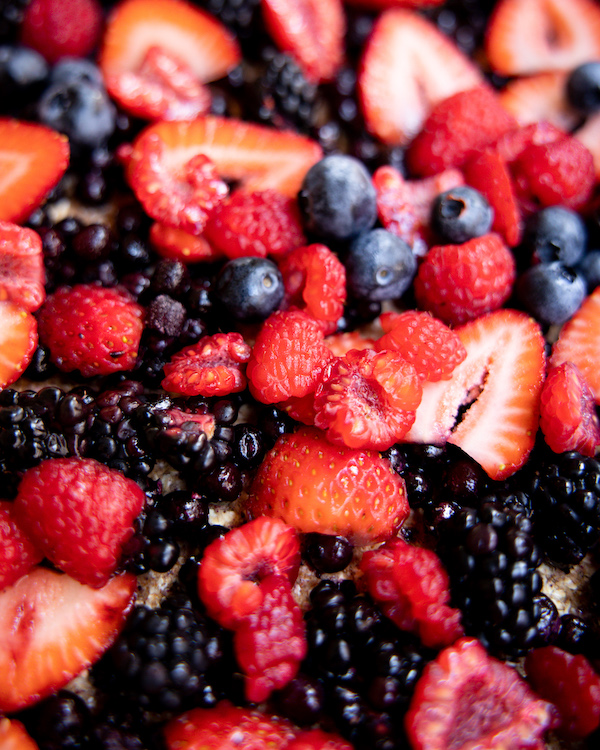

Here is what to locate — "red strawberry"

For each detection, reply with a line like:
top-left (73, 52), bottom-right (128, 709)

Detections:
top-left (499, 71), bottom-right (580, 131)
top-left (406, 86), bottom-right (516, 177)
top-left (407, 310), bottom-right (546, 481)
top-left (0, 300), bottom-right (37, 389)
top-left (358, 9), bottom-right (482, 145)
top-left (37, 283), bottom-right (144, 377)
top-left (162, 332), bottom-right (252, 397)
top-left (21, 0), bottom-right (103, 63)
top-left (551, 286), bottom-right (600, 403)
top-left (287, 730), bottom-right (353, 750)
top-left (197, 516), bottom-right (301, 630)
top-left (234, 573), bottom-right (306, 702)
top-left (405, 638), bottom-right (559, 750)
top-left (14, 457), bottom-right (146, 588)
top-left (0, 501), bottom-right (43, 592)
top-left (360, 537), bottom-right (464, 648)
top-left (149, 222), bottom-right (223, 263)
top-left (0, 567), bottom-right (136, 712)
top-left (261, 0), bottom-right (345, 83)
top-left (486, 0), bottom-right (600, 76)
top-left (0, 718), bottom-right (39, 750)
top-left (0, 221), bottom-right (45, 312)
top-left (0, 120), bottom-right (69, 225)
top-left (247, 426), bottom-right (410, 544)
top-left (540, 362), bottom-right (600, 457)
top-left (100, 0), bottom-right (240, 120)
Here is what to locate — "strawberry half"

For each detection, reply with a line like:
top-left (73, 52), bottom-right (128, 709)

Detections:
top-left (358, 9), bottom-right (482, 145)
top-left (499, 72), bottom-right (580, 132)
top-left (0, 221), bottom-right (45, 312)
top-left (0, 501), bottom-right (43, 593)
top-left (0, 119), bottom-right (69, 224)
top-left (0, 300), bottom-right (37, 389)
top-left (0, 718), bottom-right (39, 750)
top-left (0, 567), bottom-right (136, 712)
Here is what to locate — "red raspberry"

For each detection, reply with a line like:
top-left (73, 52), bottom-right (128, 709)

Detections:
top-left (21, 0), bottom-right (103, 63)
top-left (247, 309), bottom-right (333, 403)
top-left (414, 233), bottom-right (516, 325)
top-left (205, 189), bottom-right (305, 259)
top-left (13, 458), bottom-right (145, 588)
top-left (233, 573), bottom-right (306, 703)
top-left (287, 730), bottom-right (353, 750)
top-left (0, 500), bottom-right (43, 591)
top-left (525, 646), bottom-right (600, 739)
top-left (278, 392), bottom-right (317, 426)
top-left (360, 537), bottom-right (464, 649)
top-left (376, 310), bottom-right (467, 381)
top-left (540, 362), bottom-right (600, 457)
top-left (161, 332), bottom-right (251, 397)
top-left (0, 221), bottom-right (45, 312)
top-left (149, 222), bottom-right (223, 263)
top-left (313, 349), bottom-right (422, 450)
top-left (493, 121), bottom-right (565, 164)
top-left (37, 284), bottom-right (144, 377)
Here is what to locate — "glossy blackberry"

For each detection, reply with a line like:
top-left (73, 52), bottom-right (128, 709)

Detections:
top-left (20, 689), bottom-right (92, 750)
top-left (555, 613), bottom-right (600, 658)
top-left (304, 533), bottom-right (354, 574)
top-left (200, 0), bottom-right (263, 51)
top-left (257, 52), bottom-right (318, 131)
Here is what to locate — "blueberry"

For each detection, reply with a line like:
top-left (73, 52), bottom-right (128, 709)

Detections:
top-left (577, 249), bottom-right (600, 291)
top-left (431, 185), bottom-right (493, 244)
top-left (345, 229), bottom-right (416, 302)
top-left (516, 262), bottom-right (586, 326)
top-left (298, 154), bottom-right (377, 240)
top-left (50, 57), bottom-right (104, 88)
top-left (0, 45), bottom-right (48, 112)
top-left (522, 206), bottom-right (587, 266)
top-left (215, 257), bottom-right (284, 321)
top-left (567, 61), bottom-right (600, 114)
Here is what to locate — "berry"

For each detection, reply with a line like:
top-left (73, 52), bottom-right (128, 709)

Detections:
top-left (304, 533), bottom-right (353, 574)
top-left (287, 729), bottom-right (353, 750)
top-left (567, 61), bottom-right (600, 113)
top-left (150, 223), bottom-right (222, 264)
top-left (577, 249), bottom-right (600, 292)
top-left (431, 185), bottom-right (493, 244)
top-left (0, 500), bottom-right (43, 591)
top-left (247, 426), bottom-right (409, 544)
top-left (258, 52), bottom-right (318, 131)
top-left (0, 45), bottom-right (48, 116)
top-left (516, 263), bottom-right (586, 327)
top-left (0, 221), bottom-right (44, 312)
top-left (215, 257), bottom-right (284, 322)
top-left (345, 229), bottom-right (416, 302)
top-left (522, 206), bottom-right (587, 266)
top-left (14, 457), bottom-right (146, 587)
top-left (499, 70), bottom-right (579, 133)
top-left (0, 718), bottom-right (39, 750)
top-left (0, 301), bottom-right (38, 389)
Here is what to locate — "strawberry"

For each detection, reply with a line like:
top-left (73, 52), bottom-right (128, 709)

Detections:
top-left (149, 222), bottom-right (223, 263)
top-left (261, 0), bottom-right (345, 83)
top-left (358, 9), bottom-right (482, 145)
top-left (0, 300), bottom-right (37, 389)
top-left (100, 0), bottom-right (240, 120)
top-left (162, 332), bottom-right (252, 397)
top-left (197, 516), bottom-right (301, 630)
top-left (345, 0), bottom-right (444, 6)
top-left (551, 286), bottom-right (600, 403)
top-left (287, 730), bottom-right (353, 750)
top-left (37, 283), bottom-right (144, 377)
top-left (0, 221), bottom-right (45, 312)
top-left (0, 120), bottom-right (69, 225)
top-left (486, 0), bottom-right (600, 76)
top-left (0, 500), bottom-right (43, 592)
top-left (499, 72), bottom-right (580, 131)
top-left (0, 567), bottom-right (136, 712)
top-left (406, 310), bottom-right (546, 481)
top-left (13, 457), bottom-right (146, 588)
top-left (247, 426), bottom-right (410, 544)
top-left (405, 638), bottom-right (559, 750)
top-left (0, 718), bottom-right (40, 750)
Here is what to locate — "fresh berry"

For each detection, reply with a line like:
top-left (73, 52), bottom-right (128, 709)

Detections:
top-left (0, 300), bottom-right (38, 389)
top-left (162, 332), bottom-right (251, 397)
top-left (0, 567), bottom-right (136, 712)
top-left (431, 185), bottom-right (493, 244)
top-left (287, 729), bottom-right (353, 750)
top-left (37, 283), bottom-right (144, 377)
top-left (358, 9), bottom-right (482, 145)
top-left (567, 61), bottom-right (600, 113)
top-left (0, 500), bottom-right (43, 592)
top-left (324, 330), bottom-right (376, 357)
top-left (414, 233), bottom-right (516, 326)
top-left (0, 718), bottom-right (39, 750)
top-left (304, 533), bottom-right (353, 574)
top-left (540, 362), bottom-right (600, 457)
top-left (345, 229), bottom-right (416, 302)
top-left (258, 51), bottom-right (319, 131)
top-left (405, 637), bottom-right (558, 749)
top-left (0, 221), bottom-right (45, 312)
top-left (149, 222), bottom-right (223, 263)
top-left (247, 426), bottom-right (409, 544)
top-left (516, 263), bottom-right (586, 326)
top-left (499, 71), bottom-right (579, 132)
top-left (525, 646), bottom-right (600, 739)
top-left (575, 110), bottom-right (600, 179)
top-left (215, 257), bottom-right (285, 322)
top-left (577, 249), bottom-right (600, 292)
top-left (204, 189), bottom-right (305, 259)
top-left (522, 206), bottom-right (587, 266)
top-left (13, 457), bottom-right (146, 587)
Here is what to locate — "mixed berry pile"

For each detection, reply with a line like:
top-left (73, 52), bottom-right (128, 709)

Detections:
top-left (3, 0), bottom-right (600, 748)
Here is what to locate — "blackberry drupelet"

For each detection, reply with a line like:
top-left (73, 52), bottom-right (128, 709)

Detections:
top-left (20, 689), bottom-right (93, 750)
top-left (258, 52), bottom-right (318, 132)
top-left (199, 0), bottom-right (263, 52)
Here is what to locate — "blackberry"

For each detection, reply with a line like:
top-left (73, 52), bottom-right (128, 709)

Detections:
top-left (425, 0), bottom-right (496, 56)
top-left (200, 0), bottom-right (263, 52)
top-left (20, 690), bottom-right (93, 750)
top-left (258, 52), bottom-right (318, 132)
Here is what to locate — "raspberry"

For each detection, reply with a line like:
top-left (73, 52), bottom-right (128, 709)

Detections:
top-left (37, 284), bottom-right (144, 377)
top-left (313, 348), bottom-right (423, 450)
top-left (414, 233), bottom-right (516, 326)
top-left (324, 331), bottom-right (376, 357)
top-left (360, 537), bottom-right (464, 649)
top-left (161, 332), bottom-right (252, 397)
top-left (149, 222), bottom-right (223, 263)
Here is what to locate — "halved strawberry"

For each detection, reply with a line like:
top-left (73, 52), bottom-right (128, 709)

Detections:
top-left (0, 718), bottom-right (39, 750)
top-left (499, 72), bottom-right (580, 131)
top-left (0, 221), bottom-right (45, 312)
top-left (358, 9), bottom-right (483, 145)
top-left (149, 222), bottom-right (223, 263)
top-left (486, 0), bottom-right (600, 76)
top-left (406, 310), bottom-right (546, 481)
top-left (0, 120), bottom-right (69, 224)
top-left (0, 501), bottom-right (43, 593)
top-left (261, 0), bottom-right (345, 83)
top-left (100, 0), bottom-right (240, 120)
top-left (0, 300), bottom-right (37, 389)
top-left (0, 567), bottom-right (136, 712)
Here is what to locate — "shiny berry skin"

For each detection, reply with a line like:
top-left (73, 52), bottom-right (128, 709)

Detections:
top-left (214, 257), bottom-right (284, 322)
top-left (523, 206), bottom-right (587, 266)
top-left (431, 185), bottom-right (493, 244)
top-left (567, 61), bottom-right (600, 113)
top-left (304, 533), bottom-right (353, 574)
top-left (577, 249), bottom-right (600, 292)
top-left (516, 263), bottom-right (587, 326)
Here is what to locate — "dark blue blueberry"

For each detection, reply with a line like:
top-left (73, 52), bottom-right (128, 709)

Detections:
top-left (567, 61), bottom-right (600, 114)
top-left (298, 154), bottom-right (377, 240)
top-left (577, 249), bottom-right (600, 292)
top-left (523, 206), bottom-right (587, 266)
top-left (49, 57), bottom-right (104, 88)
top-left (431, 185), bottom-right (493, 244)
top-left (516, 262), bottom-right (586, 326)
top-left (215, 256), bottom-right (284, 321)
top-left (0, 45), bottom-right (48, 113)
top-left (345, 228), bottom-right (416, 301)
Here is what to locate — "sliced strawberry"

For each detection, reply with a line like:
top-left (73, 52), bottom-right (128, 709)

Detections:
top-left (149, 222), bottom-right (223, 263)
top-left (358, 9), bottom-right (483, 145)
top-left (0, 567), bottom-right (136, 712)
top-left (486, 0), bottom-right (600, 76)
top-left (100, 0), bottom-right (240, 120)
top-left (574, 111), bottom-right (600, 179)
top-left (261, 0), bottom-right (345, 83)
top-left (406, 310), bottom-right (546, 481)
top-left (499, 71), bottom-right (580, 131)
top-left (0, 300), bottom-right (37, 389)
top-left (0, 501), bottom-right (43, 593)
top-left (0, 718), bottom-right (39, 750)
top-left (0, 221), bottom-right (45, 312)
top-left (0, 120), bottom-right (69, 224)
